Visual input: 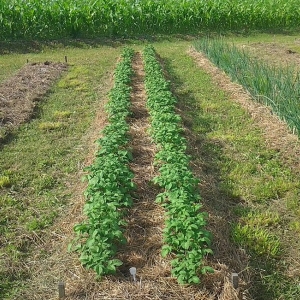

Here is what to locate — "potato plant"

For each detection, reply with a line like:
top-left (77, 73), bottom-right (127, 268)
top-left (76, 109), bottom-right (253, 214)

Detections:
top-left (71, 47), bottom-right (135, 276)
top-left (143, 45), bottom-right (213, 284)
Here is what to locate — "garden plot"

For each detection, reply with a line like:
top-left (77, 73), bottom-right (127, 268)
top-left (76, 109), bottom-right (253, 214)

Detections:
top-left (0, 62), bottom-right (67, 139)
top-left (2, 38), bottom-right (300, 300)
top-left (66, 48), bottom-right (237, 299)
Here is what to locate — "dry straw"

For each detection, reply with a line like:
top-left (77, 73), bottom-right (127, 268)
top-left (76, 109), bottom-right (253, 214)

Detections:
top-left (17, 52), bottom-right (251, 300)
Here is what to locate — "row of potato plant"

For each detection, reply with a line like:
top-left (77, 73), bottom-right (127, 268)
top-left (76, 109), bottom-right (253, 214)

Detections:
top-left (143, 45), bottom-right (213, 284)
top-left (71, 47), bottom-right (135, 276)
top-left (194, 38), bottom-right (300, 136)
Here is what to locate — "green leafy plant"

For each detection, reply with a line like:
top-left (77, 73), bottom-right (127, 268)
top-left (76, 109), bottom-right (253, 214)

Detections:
top-left (194, 38), bottom-right (300, 136)
top-left (143, 45), bottom-right (213, 284)
top-left (70, 47), bottom-right (135, 276)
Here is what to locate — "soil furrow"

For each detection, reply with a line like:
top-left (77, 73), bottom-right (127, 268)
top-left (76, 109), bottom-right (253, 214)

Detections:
top-left (118, 52), bottom-right (166, 278)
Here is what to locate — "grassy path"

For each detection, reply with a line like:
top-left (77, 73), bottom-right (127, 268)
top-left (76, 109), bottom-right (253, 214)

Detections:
top-left (0, 45), bottom-right (121, 299)
top-left (154, 40), bottom-right (300, 299)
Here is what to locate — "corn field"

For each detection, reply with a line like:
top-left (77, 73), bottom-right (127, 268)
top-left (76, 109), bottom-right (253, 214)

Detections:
top-left (1, 0), bottom-right (300, 40)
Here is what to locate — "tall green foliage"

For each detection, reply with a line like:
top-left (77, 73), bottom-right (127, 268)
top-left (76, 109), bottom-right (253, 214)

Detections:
top-left (71, 47), bottom-right (135, 276)
top-left (194, 38), bottom-right (300, 136)
top-left (143, 45), bottom-right (213, 284)
top-left (1, 0), bottom-right (300, 40)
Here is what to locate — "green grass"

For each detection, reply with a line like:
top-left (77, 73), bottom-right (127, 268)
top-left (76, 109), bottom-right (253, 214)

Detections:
top-left (0, 54), bottom-right (27, 83)
top-left (0, 45), bottom-right (120, 299)
top-left (194, 38), bottom-right (300, 136)
top-left (153, 39), bottom-right (300, 299)
top-left (1, 35), bottom-right (300, 299)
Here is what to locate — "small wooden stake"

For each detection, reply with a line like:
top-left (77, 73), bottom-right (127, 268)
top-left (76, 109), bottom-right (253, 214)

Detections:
top-left (58, 281), bottom-right (65, 298)
top-left (231, 273), bottom-right (239, 289)
top-left (64, 56), bottom-right (68, 63)
top-left (26, 59), bottom-right (29, 63)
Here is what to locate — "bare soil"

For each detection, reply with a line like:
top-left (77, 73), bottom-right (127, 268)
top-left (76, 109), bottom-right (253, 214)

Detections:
top-left (0, 61), bottom-right (67, 138)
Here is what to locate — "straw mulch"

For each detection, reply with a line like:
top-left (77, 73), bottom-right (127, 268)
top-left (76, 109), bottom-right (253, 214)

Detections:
top-left (0, 62), bottom-right (67, 137)
top-left (16, 52), bottom-right (250, 300)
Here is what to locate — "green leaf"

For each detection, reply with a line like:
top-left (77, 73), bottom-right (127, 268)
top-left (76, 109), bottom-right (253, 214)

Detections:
top-left (190, 276), bottom-right (200, 284)
top-left (201, 266), bottom-right (214, 274)
top-left (177, 275), bottom-right (186, 284)
top-left (111, 259), bottom-right (123, 267)
top-left (161, 245), bottom-right (171, 257)
top-left (183, 241), bottom-right (190, 250)
top-left (95, 264), bottom-right (104, 275)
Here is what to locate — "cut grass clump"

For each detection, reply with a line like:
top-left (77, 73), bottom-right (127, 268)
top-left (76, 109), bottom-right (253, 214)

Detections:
top-left (232, 210), bottom-right (281, 258)
top-left (58, 66), bottom-right (89, 91)
top-left (194, 38), bottom-right (300, 136)
top-left (53, 110), bottom-right (72, 120)
top-left (0, 176), bottom-right (11, 188)
top-left (38, 121), bottom-right (63, 131)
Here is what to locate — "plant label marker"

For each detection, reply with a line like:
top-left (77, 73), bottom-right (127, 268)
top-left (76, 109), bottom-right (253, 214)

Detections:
top-left (129, 267), bottom-right (137, 282)
top-left (231, 273), bottom-right (239, 289)
top-left (58, 281), bottom-right (66, 298)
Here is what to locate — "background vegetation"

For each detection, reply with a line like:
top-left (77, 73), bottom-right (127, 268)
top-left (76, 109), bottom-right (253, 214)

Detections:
top-left (1, 0), bottom-right (300, 40)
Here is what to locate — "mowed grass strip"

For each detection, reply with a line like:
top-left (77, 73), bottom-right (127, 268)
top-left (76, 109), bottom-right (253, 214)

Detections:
top-left (0, 46), bottom-right (120, 299)
top-left (153, 41), bottom-right (300, 299)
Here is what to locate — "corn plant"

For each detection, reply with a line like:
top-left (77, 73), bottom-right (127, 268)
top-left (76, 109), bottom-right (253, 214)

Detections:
top-left (1, 0), bottom-right (300, 40)
top-left (143, 45), bottom-right (213, 284)
top-left (194, 38), bottom-right (300, 136)
top-left (70, 47), bottom-right (135, 276)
